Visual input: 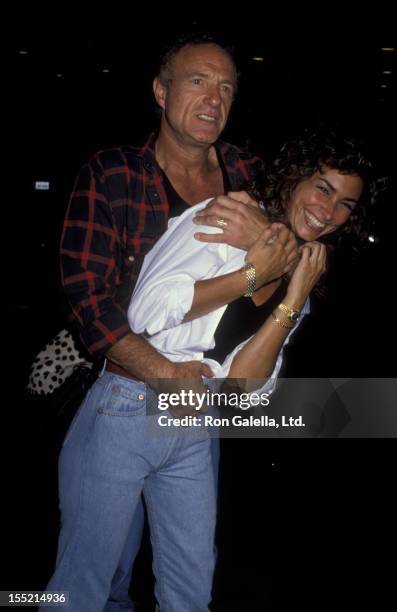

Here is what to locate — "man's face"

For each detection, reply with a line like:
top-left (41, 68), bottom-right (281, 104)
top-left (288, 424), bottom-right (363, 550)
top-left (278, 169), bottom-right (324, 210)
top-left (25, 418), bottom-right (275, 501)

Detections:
top-left (154, 43), bottom-right (236, 147)
top-left (288, 166), bottom-right (363, 241)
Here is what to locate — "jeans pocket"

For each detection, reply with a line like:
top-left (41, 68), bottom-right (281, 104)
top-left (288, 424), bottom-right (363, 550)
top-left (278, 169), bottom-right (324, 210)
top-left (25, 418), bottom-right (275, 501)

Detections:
top-left (97, 383), bottom-right (147, 417)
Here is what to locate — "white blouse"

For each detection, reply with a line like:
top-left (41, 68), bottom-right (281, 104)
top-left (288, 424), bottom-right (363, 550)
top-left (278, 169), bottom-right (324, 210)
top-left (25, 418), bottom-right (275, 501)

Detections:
top-left (128, 199), bottom-right (309, 395)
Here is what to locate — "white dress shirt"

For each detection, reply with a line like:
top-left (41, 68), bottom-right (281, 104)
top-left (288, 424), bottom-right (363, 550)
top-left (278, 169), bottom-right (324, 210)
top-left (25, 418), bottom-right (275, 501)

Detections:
top-left (128, 199), bottom-right (309, 395)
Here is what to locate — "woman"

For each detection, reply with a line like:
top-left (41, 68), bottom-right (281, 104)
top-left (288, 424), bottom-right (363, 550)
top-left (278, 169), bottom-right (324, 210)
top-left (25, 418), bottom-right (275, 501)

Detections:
top-left (110, 128), bottom-right (381, 610)
top-left (128, 129), bottom-right (379, 396)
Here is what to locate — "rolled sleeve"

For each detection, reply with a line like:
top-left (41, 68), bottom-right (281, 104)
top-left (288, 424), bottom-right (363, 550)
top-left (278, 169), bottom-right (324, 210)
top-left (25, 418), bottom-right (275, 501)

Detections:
top-left (129, 279), bottom-right (195, 335)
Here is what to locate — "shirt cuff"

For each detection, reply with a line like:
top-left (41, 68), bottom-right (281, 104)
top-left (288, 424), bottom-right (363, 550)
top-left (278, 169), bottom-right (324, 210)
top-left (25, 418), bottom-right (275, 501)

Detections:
top-left (163, 281), bottom-right (196, 330)
top-left (203, 341), bottom-right (284, 397)
top-left (129, 280), bottom-right (195, 336)
top-left (79, 304), bottom-right (131, 358)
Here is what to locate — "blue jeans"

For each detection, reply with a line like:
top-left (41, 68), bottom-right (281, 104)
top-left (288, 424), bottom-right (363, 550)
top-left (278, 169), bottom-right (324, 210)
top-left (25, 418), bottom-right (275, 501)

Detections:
top-left (43, 371), bottom-right (217, 612)
top-left (105, 433), bottom-right (220, 612)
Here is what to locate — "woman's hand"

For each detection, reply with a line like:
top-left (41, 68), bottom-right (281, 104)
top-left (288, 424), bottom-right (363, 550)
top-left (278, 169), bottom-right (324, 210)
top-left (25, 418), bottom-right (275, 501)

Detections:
top-left (246, 224), bottom-right (299, 287)
top-left (285, 242), bottom-right (327, 309)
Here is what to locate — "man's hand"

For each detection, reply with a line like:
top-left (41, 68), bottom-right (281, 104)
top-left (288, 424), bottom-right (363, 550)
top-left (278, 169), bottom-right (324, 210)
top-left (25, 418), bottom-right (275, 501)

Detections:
top-left (151, 360), bottom-right (214, 418)
top-left (246, 224), bottom-right (299, 287)
top-left (193, 191), bottom-right (270, 250)
top-left (171, 360), bottom-right (214, 380)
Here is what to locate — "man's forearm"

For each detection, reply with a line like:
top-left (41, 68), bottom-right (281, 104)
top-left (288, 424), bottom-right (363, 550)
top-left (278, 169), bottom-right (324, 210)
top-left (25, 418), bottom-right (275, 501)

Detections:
top-left (106, 332), bottom-right (176, 380)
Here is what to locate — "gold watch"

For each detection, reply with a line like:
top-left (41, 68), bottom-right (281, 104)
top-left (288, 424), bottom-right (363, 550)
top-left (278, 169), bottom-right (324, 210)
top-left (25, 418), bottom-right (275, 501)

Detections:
top-left (277, 303), bottom-right (300, 325)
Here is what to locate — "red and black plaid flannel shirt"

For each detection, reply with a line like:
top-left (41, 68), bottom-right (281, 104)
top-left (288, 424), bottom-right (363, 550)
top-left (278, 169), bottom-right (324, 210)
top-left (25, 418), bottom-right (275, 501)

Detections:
top-left (60, 133), bottom-right (264, 358)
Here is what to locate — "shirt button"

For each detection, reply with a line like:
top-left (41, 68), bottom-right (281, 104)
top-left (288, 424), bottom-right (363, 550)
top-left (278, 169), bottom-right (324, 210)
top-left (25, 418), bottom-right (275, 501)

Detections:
top-left (138, 393), bottom-right (145, 401)
top-left (128, 255), bottom-right (135, 262)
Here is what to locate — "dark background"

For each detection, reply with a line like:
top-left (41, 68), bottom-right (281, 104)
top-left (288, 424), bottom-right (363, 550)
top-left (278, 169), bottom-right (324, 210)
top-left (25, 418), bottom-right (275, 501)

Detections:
top-left (4, 10), bottom-right (396, 610)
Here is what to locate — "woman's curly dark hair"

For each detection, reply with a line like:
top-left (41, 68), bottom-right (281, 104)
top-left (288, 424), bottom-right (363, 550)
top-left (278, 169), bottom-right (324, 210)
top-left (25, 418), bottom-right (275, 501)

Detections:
top-left (248, 128), bottom-right (386, 250)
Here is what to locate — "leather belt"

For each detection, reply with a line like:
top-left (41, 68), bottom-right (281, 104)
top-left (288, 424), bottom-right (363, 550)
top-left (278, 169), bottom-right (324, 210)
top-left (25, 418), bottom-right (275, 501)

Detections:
top-left (105, 360), bottom-right (142, 382)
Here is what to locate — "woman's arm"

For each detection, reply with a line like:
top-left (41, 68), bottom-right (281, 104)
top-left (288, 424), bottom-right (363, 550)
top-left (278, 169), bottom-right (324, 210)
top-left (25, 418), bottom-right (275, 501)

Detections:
top-left (129, 202), bottom-right (241, 335)
top-left (183, 224), bottom-right (298, 321)
top-left (129, 202), bottom-right (297, 335)
top-left (227, 242), bottom-right (327, 386)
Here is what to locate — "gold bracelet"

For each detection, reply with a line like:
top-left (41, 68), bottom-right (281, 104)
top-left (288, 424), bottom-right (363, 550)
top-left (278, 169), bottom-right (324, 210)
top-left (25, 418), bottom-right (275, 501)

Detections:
top-left (271, 310), bottom-right (295, 329)
top-left (242, 262), bottom-right (256, 297)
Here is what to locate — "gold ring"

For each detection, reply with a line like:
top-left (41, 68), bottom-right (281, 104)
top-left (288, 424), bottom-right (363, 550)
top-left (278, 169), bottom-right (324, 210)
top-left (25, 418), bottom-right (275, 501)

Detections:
top-left (217, 218), bottom-right (228, 229)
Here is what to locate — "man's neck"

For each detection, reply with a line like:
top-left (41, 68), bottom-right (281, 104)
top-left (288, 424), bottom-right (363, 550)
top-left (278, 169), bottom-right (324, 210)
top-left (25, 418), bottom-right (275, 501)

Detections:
top-left (155, 129), bottom-right (219, 178)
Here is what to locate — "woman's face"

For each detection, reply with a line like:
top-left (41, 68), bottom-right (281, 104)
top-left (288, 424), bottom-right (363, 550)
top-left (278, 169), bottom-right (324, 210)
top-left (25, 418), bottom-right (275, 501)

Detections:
top-left (288, 166), bottom-right (363, 242)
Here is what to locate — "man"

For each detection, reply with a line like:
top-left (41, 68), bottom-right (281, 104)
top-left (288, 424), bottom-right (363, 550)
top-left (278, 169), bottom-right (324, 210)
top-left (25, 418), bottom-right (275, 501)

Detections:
top-left (44, 33), bottom-right (288, 611)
